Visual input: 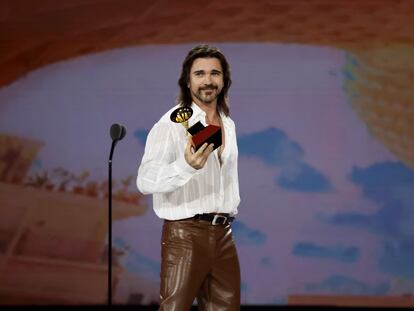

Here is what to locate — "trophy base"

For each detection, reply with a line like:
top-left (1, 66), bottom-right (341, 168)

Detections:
top-left (188, 121), bottom-right (222, 151)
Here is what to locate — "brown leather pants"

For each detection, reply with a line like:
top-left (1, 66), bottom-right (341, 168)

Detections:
top-left (158, 218), bottom-right (240, 311)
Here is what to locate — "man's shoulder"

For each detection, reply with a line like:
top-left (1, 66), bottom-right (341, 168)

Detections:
top-left (223, 115), bottom-right (236, 128)
top-left (156, 104), bottom-right (181, 124)
top-left (149, 104), bottom-right (182, 134)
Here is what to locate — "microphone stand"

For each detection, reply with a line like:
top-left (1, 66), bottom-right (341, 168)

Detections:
top-left (108, 139), bottom-right (118, 306)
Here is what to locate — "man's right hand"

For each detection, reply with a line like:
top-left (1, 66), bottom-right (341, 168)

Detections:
top-left (184, 137), bottom-right (214, 170)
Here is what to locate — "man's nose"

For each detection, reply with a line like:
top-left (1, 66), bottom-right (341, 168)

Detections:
top-left (204, 74), bottom-right (212, 84)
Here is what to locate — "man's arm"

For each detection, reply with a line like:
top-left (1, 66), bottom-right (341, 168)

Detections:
top-left (137, 122), bottom-right (197, 194)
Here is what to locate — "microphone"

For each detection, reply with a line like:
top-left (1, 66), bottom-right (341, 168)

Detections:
top-left (107, 122), bottom-right (127, 306)
top-left (110, 123), bottom-right (127, 141)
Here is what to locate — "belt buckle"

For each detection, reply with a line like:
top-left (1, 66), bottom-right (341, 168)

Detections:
top-left (212, 214), bottom-right (227, 225)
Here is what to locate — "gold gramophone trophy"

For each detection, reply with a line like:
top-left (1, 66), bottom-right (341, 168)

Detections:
top-left (170, 106), bottom-right (193, 136)
top-left (170, 106), bottom-right (222, 152)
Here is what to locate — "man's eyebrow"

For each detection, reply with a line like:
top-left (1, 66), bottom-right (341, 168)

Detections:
top-left (192, 69), bottom-right (222, 73)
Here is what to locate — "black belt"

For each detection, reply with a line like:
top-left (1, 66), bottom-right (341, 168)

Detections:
top-left (193, 213), bottom-right (235, 225)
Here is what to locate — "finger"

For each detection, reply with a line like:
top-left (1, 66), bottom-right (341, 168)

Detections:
top-left (185, 137), bottom-right (194, 154)
top-left (199, 144), bottom-right (214, 163)
top-left (194, 142), bottom-right (208, 156)
top-left (200, 145), bottom-right (214, 163)
top-left (204, 143), bottom-right (215, 155)
top-left (206, 143), bottom-right (215, 156)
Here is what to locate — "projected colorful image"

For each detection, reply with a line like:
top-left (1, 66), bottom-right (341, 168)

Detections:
top-left (1, 42), bottom-right (413, 305)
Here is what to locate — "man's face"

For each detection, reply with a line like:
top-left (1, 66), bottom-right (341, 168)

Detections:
top-left (188, 57), bottom-right (224, 105)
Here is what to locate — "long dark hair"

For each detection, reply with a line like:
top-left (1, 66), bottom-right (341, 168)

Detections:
top-left (177, 44), bottom-right (232, 116)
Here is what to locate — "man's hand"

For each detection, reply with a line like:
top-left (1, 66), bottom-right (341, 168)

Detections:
top-left (184, 137), bottom-right (214, 170)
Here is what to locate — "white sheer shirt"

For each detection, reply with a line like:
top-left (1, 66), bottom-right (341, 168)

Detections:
top-left (137, 102), bottom-right (240, 220)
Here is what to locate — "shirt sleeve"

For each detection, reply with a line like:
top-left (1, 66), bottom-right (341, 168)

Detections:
top-left (136, 121), bottom-right (197, 194)
top-left (233, 122), bottom-right (241, 210)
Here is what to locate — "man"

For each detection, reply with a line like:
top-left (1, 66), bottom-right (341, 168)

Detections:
top-left (137, 44), bottom-right (241, 311)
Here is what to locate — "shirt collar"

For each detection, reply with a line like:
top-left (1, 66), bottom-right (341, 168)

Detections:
top-left (190, 102), bottom-right (229, 125)
top-left (190, 102), bottom-right (206, 120)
